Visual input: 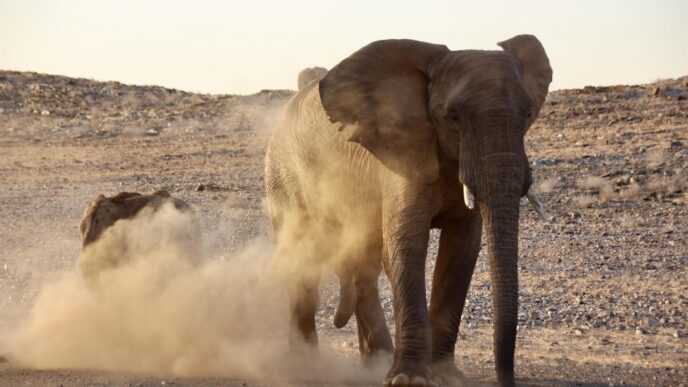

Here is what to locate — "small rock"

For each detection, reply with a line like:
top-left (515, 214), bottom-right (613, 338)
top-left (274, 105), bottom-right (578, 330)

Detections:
top-left (574, 329), bottom-right (584, 336)
top-left (195, 183), bottom-right (206, 192)
top-left (635, 327), bottom-right (646, 335)
top-left (40, 110), bottom-right (50, 116)
top-left (650, 86), bottom-right (661, 97)
top-left (673, 330), bottom-right (681, 338)
top-left (145, 128), bottom-right (159, 136)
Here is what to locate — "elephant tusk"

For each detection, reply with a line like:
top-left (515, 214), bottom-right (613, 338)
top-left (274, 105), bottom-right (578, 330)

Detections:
top-left (527, 190), bottom-right (549, 221)
top-left (463, 184), bottom-right (475, 210)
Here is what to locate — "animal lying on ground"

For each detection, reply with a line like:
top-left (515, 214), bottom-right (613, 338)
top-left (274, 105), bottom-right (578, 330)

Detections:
top-left (78, 190), bottom-right (194, 283)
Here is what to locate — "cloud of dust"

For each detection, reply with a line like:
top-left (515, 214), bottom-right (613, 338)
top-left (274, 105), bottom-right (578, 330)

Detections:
top-left (5, 203), bottom-right (386, 384)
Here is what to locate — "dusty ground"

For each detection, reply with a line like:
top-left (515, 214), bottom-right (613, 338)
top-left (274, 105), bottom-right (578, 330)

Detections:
top-left (0, 70), bottom-right (687, 386)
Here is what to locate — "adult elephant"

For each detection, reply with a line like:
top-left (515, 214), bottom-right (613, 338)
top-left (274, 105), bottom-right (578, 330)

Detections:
top-left (265, 34), bottom-right (552, 387)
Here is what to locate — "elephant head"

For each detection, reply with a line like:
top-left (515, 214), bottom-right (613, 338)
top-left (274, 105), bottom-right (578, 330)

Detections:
top-left (319, 35), bottom-right (552, 385)
top-left (297, 66), bottom-right (328, 91)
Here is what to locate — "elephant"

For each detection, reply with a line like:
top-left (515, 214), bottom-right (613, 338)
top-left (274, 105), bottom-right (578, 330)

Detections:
top-left (79, 190), bottom-right (194, 282)
top-left (264, 34), bottom-right (552, 387)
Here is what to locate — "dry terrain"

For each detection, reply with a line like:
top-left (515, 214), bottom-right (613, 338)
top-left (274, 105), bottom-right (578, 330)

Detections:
top-left (0, 70), bottom-right (687, 386)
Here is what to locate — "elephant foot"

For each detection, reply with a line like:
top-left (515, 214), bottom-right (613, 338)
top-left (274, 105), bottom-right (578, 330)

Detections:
top-left (384, 360), bottom-right (435, 387)
top-left (431, 359), bottom-right (466, 387)
top-left (497, 373), bottom-right (516, 387)
top-left (385, 373), bottom-right (438, 387)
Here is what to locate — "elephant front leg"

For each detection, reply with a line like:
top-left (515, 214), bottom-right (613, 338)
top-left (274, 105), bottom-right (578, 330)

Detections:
top-left (382, 185), bottom-right (438, 387)
top-left (429, 214), bottom-right (482, 386)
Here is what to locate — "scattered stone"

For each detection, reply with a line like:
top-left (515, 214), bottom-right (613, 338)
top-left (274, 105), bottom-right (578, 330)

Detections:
top-left (145, 128), bottom-right (159, 136)
top-left (195, 182), bottom-right (226, 192)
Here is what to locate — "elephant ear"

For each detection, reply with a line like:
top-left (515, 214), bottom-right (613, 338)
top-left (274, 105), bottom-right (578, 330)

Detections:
top-left (497, 34), bottom-right (552, 126)
top-left (319, 39), bottom-right (449, 178)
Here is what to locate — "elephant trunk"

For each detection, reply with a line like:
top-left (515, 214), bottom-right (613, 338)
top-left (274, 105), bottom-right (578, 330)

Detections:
top-left (481, 200), bottom-right (519, 386)
top-left (477, 153), bottom-right (524, 387)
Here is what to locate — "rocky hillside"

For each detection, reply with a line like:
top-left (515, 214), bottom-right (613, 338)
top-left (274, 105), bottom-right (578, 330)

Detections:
top-left (0, 70), bottom-right (293, 139)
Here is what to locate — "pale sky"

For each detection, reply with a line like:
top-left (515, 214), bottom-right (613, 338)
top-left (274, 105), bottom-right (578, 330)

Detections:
top-left (1, 0), bottom-right (686, 94)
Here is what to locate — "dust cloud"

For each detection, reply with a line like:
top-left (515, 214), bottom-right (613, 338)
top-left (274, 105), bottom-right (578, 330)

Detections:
top-left (4, 203), bottom-right (386, 384)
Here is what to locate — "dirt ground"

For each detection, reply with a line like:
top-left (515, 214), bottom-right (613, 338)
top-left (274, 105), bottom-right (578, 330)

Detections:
top-left (0, 70), bottom-right (687, 386)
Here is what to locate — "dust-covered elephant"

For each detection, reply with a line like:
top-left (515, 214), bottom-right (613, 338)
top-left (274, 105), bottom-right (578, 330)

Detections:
top-left (265, 35), bottom-right (552, 387)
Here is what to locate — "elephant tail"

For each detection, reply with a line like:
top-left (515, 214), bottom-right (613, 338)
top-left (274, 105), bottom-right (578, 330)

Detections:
top-left (333, 274), bottom-right (356, 328)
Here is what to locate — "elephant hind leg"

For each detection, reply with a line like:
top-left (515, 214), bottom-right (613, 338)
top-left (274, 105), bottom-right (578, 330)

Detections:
top-left (267, 193), bottom-right (321, 347)
top-left (275, 217), bottom-right (323, 347)
top-left (289, 272), bottom-right (321, 346)
top-left (355, 279), bottom-right (393, 364)
top-left (266, 164), bottom-right (325, 347)
top-left (353, 253), bottom-right (393, 364)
